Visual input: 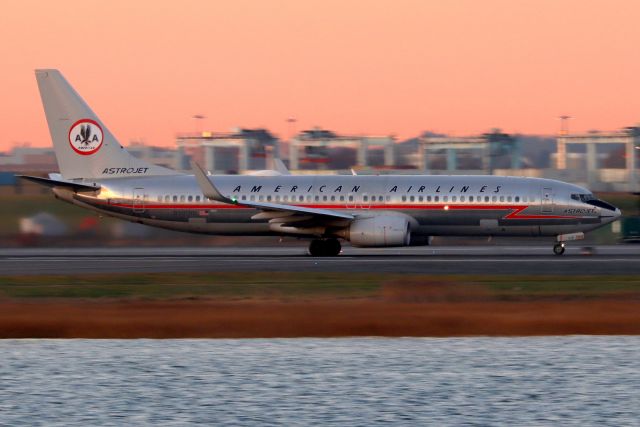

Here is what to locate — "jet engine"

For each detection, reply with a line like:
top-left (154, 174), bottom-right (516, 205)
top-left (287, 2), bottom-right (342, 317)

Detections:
top-left (342, 215), bottom-right (411, 247)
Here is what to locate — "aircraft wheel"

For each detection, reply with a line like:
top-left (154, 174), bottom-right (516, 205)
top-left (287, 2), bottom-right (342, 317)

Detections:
top-left (308, 239), bottom-right (341, 257)
top-left (553, 243), bottom-right (565, 256)
top-left (325, 238), bottom-right (342, 256)
top-left (308, 239), bottom-right (323, 256)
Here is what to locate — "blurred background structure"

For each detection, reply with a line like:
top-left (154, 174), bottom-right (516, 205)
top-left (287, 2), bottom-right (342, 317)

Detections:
top-left (288, 128), bottom-right (395, 171)
top-left (176, 128), bottom-right (278, 174)
top-left (4, 124), bottom-right (637, 191)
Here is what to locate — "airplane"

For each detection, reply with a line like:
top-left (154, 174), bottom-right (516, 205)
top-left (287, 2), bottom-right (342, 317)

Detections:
top-left (19, 69), bottom-right (621, 256)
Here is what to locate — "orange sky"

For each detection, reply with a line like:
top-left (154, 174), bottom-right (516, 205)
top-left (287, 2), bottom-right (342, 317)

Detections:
top-left (1, 0), bottom-right (639, 150)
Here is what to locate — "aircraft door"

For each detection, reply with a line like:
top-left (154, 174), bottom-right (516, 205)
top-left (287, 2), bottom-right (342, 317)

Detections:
top-left (133, 187), bottom-right (146, 213)
top-left (541, 187), bottom-right (553, 214)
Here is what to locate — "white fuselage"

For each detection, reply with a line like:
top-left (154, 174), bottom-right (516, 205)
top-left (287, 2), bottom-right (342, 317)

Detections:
top-left (55, 174), bottom-right (620, 240)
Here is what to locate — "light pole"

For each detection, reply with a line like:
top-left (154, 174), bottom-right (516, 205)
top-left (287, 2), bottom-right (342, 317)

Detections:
top-left (286, 117), bottom-right (297, 142)
top-left (192, 114), bottom-right (206, 136)
top-left (559, 115), bottom-right (571, 135)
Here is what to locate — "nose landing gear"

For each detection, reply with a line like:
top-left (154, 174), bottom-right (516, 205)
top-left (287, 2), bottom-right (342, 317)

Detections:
top-left (308, 238), bottom-right (342, 257)
top-left (553, 242), bottom-right (565, 256)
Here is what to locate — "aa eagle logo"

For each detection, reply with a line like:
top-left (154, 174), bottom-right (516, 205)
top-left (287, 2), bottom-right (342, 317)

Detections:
top-left (69, 119), bottom-right (104, 155)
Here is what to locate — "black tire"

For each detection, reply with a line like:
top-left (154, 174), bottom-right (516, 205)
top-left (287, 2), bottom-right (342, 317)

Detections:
top-left (308, 239), bottom-right (342, 257)
top-left (325, 238), bottom-right (342, 256)
top-left (553, 243), bottom-right (565, 256)
top-left (308, 239), bottom-right (325, 256)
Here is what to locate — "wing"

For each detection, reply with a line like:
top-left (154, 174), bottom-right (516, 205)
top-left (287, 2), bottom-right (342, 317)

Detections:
top-left (191, 162), bottom-right (353, 230)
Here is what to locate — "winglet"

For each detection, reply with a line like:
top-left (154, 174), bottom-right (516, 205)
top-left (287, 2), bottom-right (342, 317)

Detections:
top-left (273, 158), bottom-right (291, 175)
top-left (191, 162), bottom-right (235, 204)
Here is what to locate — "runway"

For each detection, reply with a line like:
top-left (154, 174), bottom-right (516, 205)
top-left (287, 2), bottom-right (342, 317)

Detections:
top-left (1, 245), bottom-right (639, 275)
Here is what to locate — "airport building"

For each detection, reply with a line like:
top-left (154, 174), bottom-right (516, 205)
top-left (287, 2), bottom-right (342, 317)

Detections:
top-left (418, 130), bottom-right (521, 174)
top-left (176, 129), bottom-right (279, 174)
top-left (127, 141), bottom-right (186, 171)
top-left (555, 127), bottom-right (640, 192)
top-left (2, 124), bottom-right (640, 192)
top-left (0, 146), bottom-right (57, 172)
top-left (289, 128), bottom-right (396, 171)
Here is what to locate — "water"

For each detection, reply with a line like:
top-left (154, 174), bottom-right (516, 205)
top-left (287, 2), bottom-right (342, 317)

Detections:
top-left (0, 337), bottom-right (638, 426)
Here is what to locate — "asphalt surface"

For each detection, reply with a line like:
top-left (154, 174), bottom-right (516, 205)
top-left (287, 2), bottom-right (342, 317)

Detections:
top-left (1, 245), bottom-right (639, 275)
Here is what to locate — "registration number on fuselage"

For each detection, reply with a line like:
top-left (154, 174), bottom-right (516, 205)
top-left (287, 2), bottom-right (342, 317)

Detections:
top-left (564, 208), bottom-right (597, 215)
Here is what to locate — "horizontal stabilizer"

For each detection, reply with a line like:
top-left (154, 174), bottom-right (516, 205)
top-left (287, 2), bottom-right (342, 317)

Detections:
top-left (17, 175), bottom-right (100, 192)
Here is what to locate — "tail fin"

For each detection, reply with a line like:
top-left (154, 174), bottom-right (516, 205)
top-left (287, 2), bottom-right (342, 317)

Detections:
top-left (35, 69), bottom-right (179, 179)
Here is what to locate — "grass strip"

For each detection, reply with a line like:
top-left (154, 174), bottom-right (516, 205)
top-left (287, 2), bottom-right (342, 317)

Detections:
top-left (0, 273), bottom-right (639, 300)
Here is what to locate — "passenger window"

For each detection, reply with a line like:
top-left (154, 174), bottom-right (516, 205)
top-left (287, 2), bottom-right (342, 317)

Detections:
top-left (275, 195), bottom-right (280, 202)
top-left (363, 195), bottom-right (368, 202)
top-left (409, 196), bottom-right (414, 202)
top-left (241, 195), bottom-right (246, 201)
top-left (259, 195), bottom-right (264, 201)
top-left (452, 196), bottom-right (457, 202)
top-left (434, 196), bottom-right (439, 202)
top-left (315, 195), bottom-right (320, 202)
top-left (323, 195), bottom-right (328, 201)
top-left (418, 196), bottom-right (423, 202)
top-left (499, 196), bottom-right (504, 202)
top-left (173, 195), bottom-right (178, 202)
top-left (340, 195), bottom-right (345, 202)
top-left (485, 196), bottom-right (490, 202)
top-left (331, 195), bottom-right (336, 201)
top-left (492, 196), bottom-right (497, 202)
top-left (427, 196), bottom-right (432, 202)
top-left (188, 195), bottom-right (193, 202)
top-left (507, 196), bottom-right (512, 202)
top-left (460, 196), bottom-right (465, 202)
top-left (469, 196), bottom-right (474, 202)
top-left (283, 195), bottom-right (289, 201)
top-left (402, 196), bottom-right (407, 202)
top-left (250, 195), bottom-right (255, 201)
top-left (443, 196), bottom-right (448, 202)
top-left (157, 196), bottom-right (162, 202)
top-left (349, 196), bottom-right (354, 202)
top-left (267, 195), bottom-right (272, 201)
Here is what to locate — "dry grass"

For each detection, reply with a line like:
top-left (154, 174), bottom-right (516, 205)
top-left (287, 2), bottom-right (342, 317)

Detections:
top-left (1, 272), bottom-right (638, 338)
top-left (1, 298), bottom-right (639, 338)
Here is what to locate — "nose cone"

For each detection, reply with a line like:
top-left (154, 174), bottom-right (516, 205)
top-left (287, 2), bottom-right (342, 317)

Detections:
top-left (600, 205), bottom-right (622, 225)
top-left (602, 207), bottom-right (622, 224)
top-left (614, 207), bottom-right (622, 220)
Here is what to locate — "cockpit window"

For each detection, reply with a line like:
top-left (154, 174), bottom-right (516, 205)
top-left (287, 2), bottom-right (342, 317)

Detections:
top-left (571, 193), bottom-right (595, 202)
top-left (572, 193), bottom-right (617, 211)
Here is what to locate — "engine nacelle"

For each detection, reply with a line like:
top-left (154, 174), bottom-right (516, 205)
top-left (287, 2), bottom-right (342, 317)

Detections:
top-left (345, 215), bottom-right (411, 247)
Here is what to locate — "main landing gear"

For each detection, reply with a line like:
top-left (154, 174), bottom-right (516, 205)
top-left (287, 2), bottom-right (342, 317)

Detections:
top-left (553, 242), bottom-right (565, 256)
top-left (308, 238), bottom-right (342, 257)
